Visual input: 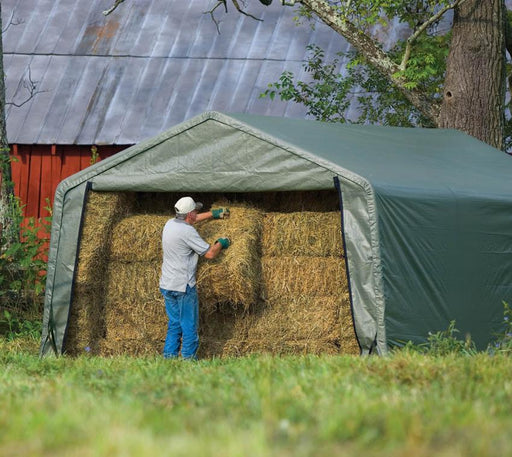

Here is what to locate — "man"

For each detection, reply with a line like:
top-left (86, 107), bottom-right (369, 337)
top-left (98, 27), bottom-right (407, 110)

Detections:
top-left (159, 196), bottom-right (230, 359)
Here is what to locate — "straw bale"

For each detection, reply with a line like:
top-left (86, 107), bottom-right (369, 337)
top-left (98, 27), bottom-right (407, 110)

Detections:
top-left (262, 211), bottom-right (343, 257)
top-left (105, 261), bottom-right (161, 303)
top-left (339, 299), bottom-right (360, 355)
top-left (248, 296), bottom-right (340, 340)
top-left (98, 339), bottom-right (162, 357)
top-left (104, 299), bottom-right (166, 341)
top-left (65, 297), bottom-right (105, 356)
top-left (74, 191), bottom-right (135, 286)
top-left (109, 215), bottom-right (168, 262)
top-left (197, 309), bottom-right (256, 358)
top-left (197, 294), bottom-right (359, 357)
top-left (241, 295), bottom-right (358, 355)
top-left (67, 191), bottom-right (358, 358)
top-left (133, 191), bottom-right (339, 214)
top-left (247, 190), bottom-right (339, 212)
top-left (261, 256), bottom-right (348, 299)
top-left (195, 201), bottom-right (264, 310)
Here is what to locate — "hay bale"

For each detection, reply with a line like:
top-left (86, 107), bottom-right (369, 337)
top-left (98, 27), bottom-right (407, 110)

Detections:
top-left (98, 339), bottom-right (162, 357)
top-left (68, 191), bottom-right (358, 358)
top-left (197, 295), bottom-right (359, 357)
top-left (245, 295), bottom-right (358, 355)
top-left (104, 298), bottom-right (166, 342)
top-left (109, 215), bottom-right (167, 262)
top-left (248, 296), bottom-right (340, 341)
top-left (73, 192), bottom-right (135, 286)
top-left (196, 201), bottom-right (264, 310)
top-left (261, 256), bottom-right (348, 299)
top-left (198, 310), bottom-right (252, 358)
top-left (105, 261), bottom-right (161, 303)
top-left (65, 286), bottom-right (107, 355)
top-left (262, 211), bottom-right (343, 257)
top-left (339, 298), bottom-right (360, 355)
top-left (248, 190), bottom-right (340, 212)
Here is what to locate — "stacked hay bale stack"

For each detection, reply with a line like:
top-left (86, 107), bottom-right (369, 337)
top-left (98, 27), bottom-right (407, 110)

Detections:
top-left (195, 202), bottom-right (264, 357)
top-left (100, 214), bottom-right (168, 355)
top-left (66, 192), bottom-right (135, 355)
top-left (246, 211), bottom-right (359, 355)
top-left (67, 191), bottom-right (359, 357)
top-left (101, 201), bottom-right (264, 356)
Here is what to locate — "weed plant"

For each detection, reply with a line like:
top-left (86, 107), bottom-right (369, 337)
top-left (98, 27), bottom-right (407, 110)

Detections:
top-left (399, 320), bottom-right (477, 356)
top-left (488, 301), bottom-right (512, 355)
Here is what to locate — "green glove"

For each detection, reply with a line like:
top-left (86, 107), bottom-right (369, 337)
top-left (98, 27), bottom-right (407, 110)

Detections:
top-left (212, 208), bottom-right (230, 219)
top-left (216, 238), bottom-right (230, 249)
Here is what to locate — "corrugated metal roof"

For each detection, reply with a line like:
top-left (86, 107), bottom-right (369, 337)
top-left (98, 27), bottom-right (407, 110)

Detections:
top-left (3, 0), bottom-right (352, 145)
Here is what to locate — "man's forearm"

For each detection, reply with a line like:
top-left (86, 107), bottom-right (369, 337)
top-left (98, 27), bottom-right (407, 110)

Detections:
top-left (204, 240), bottom-right (223, 259)
top-left (196, 211), bottom-right (213, 222)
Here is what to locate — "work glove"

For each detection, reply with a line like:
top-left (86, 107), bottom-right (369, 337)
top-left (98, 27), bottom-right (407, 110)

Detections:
top-left (212, 208), bottom-right (230, 219)
top-left (216, 237), bottom-right (231, 249)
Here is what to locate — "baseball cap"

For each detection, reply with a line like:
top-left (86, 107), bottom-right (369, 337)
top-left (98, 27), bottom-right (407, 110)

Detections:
top-left (174, 196), bottom-right (203, 215)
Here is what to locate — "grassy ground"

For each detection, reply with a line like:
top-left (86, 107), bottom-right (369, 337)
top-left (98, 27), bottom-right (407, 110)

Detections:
top-left (1, 338), bottom-right (511, 457)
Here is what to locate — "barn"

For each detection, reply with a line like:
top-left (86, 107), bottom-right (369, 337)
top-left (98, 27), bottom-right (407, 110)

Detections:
top-left (3, 0), bottom-right (350, 220)
top-left (40, 111), bottom-right (512, 357)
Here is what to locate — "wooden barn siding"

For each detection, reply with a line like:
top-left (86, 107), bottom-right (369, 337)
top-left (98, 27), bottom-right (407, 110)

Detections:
top-left (9, 144), bottom-right (130, 220)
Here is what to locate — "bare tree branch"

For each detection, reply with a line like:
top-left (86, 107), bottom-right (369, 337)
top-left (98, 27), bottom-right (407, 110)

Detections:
top-left (204, 0), bottom-right (228, 34)
top-left (2, 11), bottom-right (24, 34)
top-left (204, 0), bottom-right (263, 33)
top-left (231, 0), bottom-right (263, 21)
top-left (103, 0), bottom-right (126, 16)
top-left (6, 67), bottom-right (47, 108)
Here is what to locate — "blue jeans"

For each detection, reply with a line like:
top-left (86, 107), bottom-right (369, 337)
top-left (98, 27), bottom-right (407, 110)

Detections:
top-left (160, 285), bottom-right (199, 359)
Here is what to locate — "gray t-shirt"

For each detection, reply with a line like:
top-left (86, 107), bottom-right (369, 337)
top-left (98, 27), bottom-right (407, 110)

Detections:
top-left (159, 218), bottom-right (210, 292)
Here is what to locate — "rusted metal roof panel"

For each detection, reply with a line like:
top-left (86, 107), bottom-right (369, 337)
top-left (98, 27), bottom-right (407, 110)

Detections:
top-left (3, 0), bottom-right (351, 144)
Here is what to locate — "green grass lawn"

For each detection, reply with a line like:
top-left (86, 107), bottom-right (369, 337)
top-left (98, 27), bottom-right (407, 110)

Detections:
top-left (1, 339), bottom-right (511, 457)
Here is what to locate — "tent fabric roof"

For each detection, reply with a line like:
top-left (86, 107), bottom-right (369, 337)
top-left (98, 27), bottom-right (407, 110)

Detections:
top-left (40, 112), bottom-right (512, 356)
top-left (228, 113), bottom-right (511, 193)
top-left (3, 0), bottom-right (353, 145)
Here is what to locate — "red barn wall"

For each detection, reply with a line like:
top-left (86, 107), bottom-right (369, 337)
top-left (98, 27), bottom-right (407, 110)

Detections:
top-left (9, 144), bottom-right (130, 219)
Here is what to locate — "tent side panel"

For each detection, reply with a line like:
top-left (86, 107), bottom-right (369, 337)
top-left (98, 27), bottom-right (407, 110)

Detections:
top-left (338, 175), bottom-right (387, 354)
top-left (40, 183), bottom-right (88, 355)
top-left (377, 188), bottom-right (512, 350)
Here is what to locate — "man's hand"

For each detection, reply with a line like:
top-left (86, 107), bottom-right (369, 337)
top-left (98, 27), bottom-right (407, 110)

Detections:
top-left (216, 237), bottom-right (231, 249)
top-left (212, 208), bottom-right (230, 219)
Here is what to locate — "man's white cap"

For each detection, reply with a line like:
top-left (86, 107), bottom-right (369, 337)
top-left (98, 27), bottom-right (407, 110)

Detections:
top-left (174, 196), bottom-right (203, 215)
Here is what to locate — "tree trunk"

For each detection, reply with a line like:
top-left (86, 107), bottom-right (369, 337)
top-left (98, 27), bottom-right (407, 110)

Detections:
top-left (439, 0), bottom-right (506, 150)
top-left (0, 2), bottom-right (17, 246)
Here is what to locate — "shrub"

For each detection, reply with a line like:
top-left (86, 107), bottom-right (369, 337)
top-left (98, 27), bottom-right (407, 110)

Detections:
top-left (0, 190), bottom-right (51, 324)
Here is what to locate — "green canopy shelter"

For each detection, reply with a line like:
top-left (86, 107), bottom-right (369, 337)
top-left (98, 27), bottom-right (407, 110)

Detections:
top-left (40, 111), bottom-right (512, 356)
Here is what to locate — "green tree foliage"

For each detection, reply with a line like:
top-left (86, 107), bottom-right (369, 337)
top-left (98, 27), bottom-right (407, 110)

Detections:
top-left (262, 1), bottom-right (454, 127)
top-left (261, 1), bottom-right (512, 149)
top-left (262, 32), bottom-right (449, 127)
